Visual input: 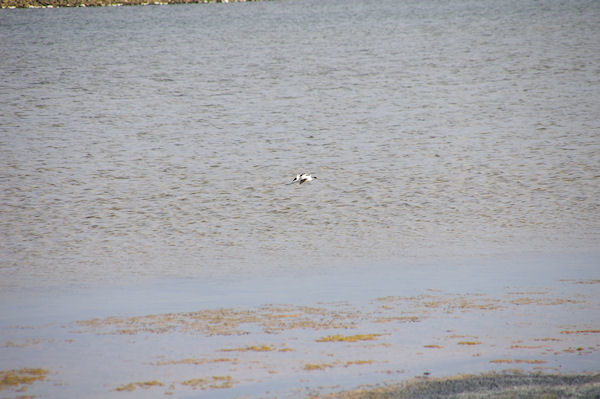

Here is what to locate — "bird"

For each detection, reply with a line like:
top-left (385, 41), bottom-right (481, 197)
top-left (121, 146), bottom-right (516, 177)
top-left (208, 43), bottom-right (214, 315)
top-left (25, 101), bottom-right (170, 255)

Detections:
top-left (289, 173), bottom-right (317, 184)
top-left (289, 173), bottom-right (302, 184)
top-left (299, 173), bottom-right (317, 184)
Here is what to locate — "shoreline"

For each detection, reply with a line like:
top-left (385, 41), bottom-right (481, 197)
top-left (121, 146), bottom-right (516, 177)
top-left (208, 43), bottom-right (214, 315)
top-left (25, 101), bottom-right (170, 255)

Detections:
top-left (1, 0), bottom-right (262, 9)
top-left (317, 371), bottom-right (600, 398)
top-left (2, 369), bottom-right (599, 398)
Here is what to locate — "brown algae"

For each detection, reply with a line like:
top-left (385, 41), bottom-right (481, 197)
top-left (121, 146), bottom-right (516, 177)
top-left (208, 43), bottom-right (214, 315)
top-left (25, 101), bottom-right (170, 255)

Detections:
top-left (490, 359), bottom-right (547, 364)
top-left (560, 329), bottom-right (600, 335)
top-left (0, 368), bottom-right (49, 391)
top-left (181, 376), bottom-right (234, 390)
top-left (221, 345), bottom-right (275, 352)
top-left (510, 297), bottom-right (583, 306)
top-left (316, 334), bottom-right (381, 343)
top-left (304, 360), bottom-right (374, 371)
top-left (114, 380), bottom-right (164, 392)
top-left (76, 305), bottom-right (359, 336)
top-left (304, 363), bottom-right (335, 371)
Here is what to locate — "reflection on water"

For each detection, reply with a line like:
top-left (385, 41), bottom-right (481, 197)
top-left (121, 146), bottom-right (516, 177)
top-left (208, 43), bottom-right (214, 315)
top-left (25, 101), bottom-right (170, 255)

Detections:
top-left (1, 0), bottom-right (599, 287)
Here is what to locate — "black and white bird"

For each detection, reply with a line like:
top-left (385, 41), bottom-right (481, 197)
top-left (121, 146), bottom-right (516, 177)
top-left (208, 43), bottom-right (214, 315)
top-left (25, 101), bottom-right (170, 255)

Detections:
top-left (290, 173), bottom-right (302, 184)
top-left (289, 173), bottom-right (318, 185)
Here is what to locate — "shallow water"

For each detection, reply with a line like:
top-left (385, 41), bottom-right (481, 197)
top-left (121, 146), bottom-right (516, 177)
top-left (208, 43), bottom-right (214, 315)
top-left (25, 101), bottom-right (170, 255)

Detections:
top-left (1, 254), bottom-right (599, 398)
top-left (1, 0), bottom-right (599, 288)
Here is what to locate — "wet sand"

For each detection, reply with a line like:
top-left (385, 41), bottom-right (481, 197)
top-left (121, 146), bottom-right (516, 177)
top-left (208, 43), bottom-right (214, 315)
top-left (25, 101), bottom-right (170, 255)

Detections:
top-left (1, 254), bottom-right (599, 397)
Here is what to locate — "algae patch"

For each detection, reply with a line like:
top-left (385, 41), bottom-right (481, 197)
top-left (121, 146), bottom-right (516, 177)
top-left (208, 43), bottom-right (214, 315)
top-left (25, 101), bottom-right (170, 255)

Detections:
top-left (0, 368), bottom-right (48, 391)
top-left (304, 360), bottom-right (374, 371)
top-left (76, 305), bottom-right (359, 336)
top-left (489, 359), bottom-right (547, 364)
top-left (222, 344), bottom-right (275, 352)
top-left (304, 363), bottom-right (335, 371)
top-left (181, 375), bottom-right (234, 390)
top-left (560, 329), bottom-right (600, 335)
top-left (316, 334), bottom-right (381, 343)
top-left (115, 380), bottom-right (164, 392)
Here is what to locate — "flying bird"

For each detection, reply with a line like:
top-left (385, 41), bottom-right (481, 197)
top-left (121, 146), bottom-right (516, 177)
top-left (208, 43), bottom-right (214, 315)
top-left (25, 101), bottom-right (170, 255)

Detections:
top-left (289, 173), bottom-right (317, 185)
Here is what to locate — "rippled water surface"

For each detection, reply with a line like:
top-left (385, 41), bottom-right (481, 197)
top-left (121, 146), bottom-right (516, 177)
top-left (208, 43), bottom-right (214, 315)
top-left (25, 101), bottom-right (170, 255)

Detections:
top-left (1, 0), bottom-right (599, 288)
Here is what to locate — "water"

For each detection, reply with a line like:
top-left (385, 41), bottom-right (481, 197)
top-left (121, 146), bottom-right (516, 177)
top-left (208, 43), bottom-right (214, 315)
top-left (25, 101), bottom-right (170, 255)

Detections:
top-left (1, 2), bottom-right (600, 396)
top-left (1, 0), bottom-right (599, 286)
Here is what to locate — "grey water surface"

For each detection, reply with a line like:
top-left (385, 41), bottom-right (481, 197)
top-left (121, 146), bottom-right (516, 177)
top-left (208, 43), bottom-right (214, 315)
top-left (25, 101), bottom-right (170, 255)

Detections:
top-left (1, 0), bottom-right (599, 290)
